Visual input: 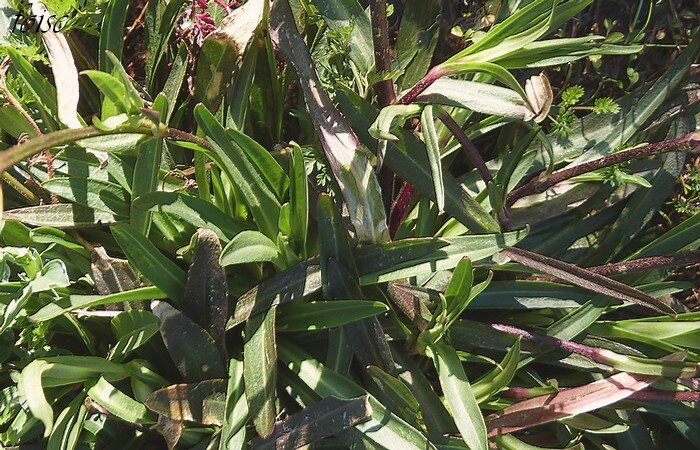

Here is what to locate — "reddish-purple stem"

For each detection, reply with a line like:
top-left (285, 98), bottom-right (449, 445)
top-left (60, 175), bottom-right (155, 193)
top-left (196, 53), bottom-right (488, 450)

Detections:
top-left (397, 67), bottom-right (445, 105)
top-left (389, 183), bottom-right (417, 238)
top-left (507, 133), bottom-right (699, 205)
top-left (491, 323), bottom-right (606, 363)
top-left (530, 251), bottom-right (700, 282)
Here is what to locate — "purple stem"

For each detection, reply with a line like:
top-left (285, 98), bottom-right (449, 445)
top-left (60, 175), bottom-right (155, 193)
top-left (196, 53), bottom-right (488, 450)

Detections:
top-left (507, 132), bottom-right (699, 205)
top-left (492, 323), bottom-right (604, 363)
top-left (397, 67), bottom-right (445, 105)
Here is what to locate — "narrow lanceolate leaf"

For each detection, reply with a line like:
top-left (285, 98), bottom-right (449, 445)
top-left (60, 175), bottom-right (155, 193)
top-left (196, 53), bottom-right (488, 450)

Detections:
top-left (421, 105), bottom-right (445, 210)
top-left (47, 392), bottom-right (87, 450)
top-left (30, 286), bottom-right (166, 322)
top-left (270, 0), bottom-right (389, 244)
top-left (318, 195), bottom-right (395, 374)
top-left (415, 77), bottom-right (549, 123)
top-left (31, 1), bottom-right (81, 128)
top-left (87, 377), bottom-right (154, 424)
top-left (42, 177), bottom-right (130, 218)
top-left (183, 230), bottom-right (228, 357)
top-left (472, 339), bottom-right (521, 403)
top-left (279, 342), bottom-right (436, 450)
top-left (430, 344), bottom-right (488, 450)
top-left (368, 104), bottom-right (422, 141)
top-left (220, 359), bottom-right (248, 450)
top-left (289, 145), bottom-right (309, 258)
top-left (194, 105), bottom-right (281, 239)
top-left (278, 301), bottom-right (389, 332)
top-left (131, 138), bottom-right (163, 236)
top-left (145, 380), bottom-right (227, 426)
top-left (99, 0), bottom-right (130, 72)
top-left (112, 224), bottom-right (186, 304)
top-left (244, 306), bottom-right (277, 437)
top-left (132, 191), bottom-right (245, 241)
top-left (501, 248), bottom-right (676, 315)
top-left (254, 396), bottom-right (372, 450)
top-left (151, 300), bottom-right (226, 381)
top-left (485, 354), bottom-right (685, 437)
top-left (18, 360), bottom-right (53, 436)
top-left (4, 204), bottom-right (121, 228)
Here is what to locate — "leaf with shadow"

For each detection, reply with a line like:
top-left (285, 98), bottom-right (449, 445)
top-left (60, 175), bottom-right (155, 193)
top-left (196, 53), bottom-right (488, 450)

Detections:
top-left (151, 300), bottom-right (226, 382)
top-left (253, 396), bottom-right (372, 450)
top-left (183, 229), bottom-right (228, 359)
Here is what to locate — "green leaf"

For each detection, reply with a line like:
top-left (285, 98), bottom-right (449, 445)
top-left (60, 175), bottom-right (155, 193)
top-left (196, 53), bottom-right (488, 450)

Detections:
top-left (244, 306), bottom-right (277, 437)
top-left (87, 377), bottom-right (154, 424)
top-left (358, 228), bottom-right (527, 283)
top-left (111, 224), bottom-right (186, 303)
top-left (255, 396), bottom-right (372, 449)
top-left (47, 392), bottom-right (87, 450)
top-left (366, 366), bottom-right (423, 429)
top-left (7, 48), bottom-right (59, 125)
top-left (99, 0), bottom-right (130, 72)
top-left (395, 0), bottom-right (441, 88)
top-left (194, 104), bottom-right (281, 239)
top-left (368, 104), bottom-right (422, 141)
top-left (30, 286), bottom-right (166, 322)
top-left (219, 230), bottom-right (280, 266)
top-left (444, 258), bottom-right (474, 312)
top-left (415, 78), bottom-right (538, 122)
top-left (279, 342), bottom-right (436, 449)
top-left (430, 343), bottom-right (487, 450)
top-left (145, 379), bottom-right (227, 425)
top-left (309, 0), bottom-right (374, 74)
top-left (132, 191), bottom-right (245, 241)
top-left (288, 145), bottom-right (309, 258)
top-left (109, 310), bottom-right (158, 362)
top-left (421, 105), bottom-right (445, 210)
top-left (183, 229), bottom-right (228, 357)
top-left (42, 177), bottom-right (130, 218)
top-left (151, 300), bottom-right (226, 381)
top-left (18, 360), bottom-right (53, 437)
top-left (131, 138), bottom-right (163, 236)
top-left (4, 204), bottom-right (122, 228)
top-left (472, 339), bottom-right (521, 402)
top-left (278, 301), bottom-right (389, 332)
top-left (220, 359), bottom-right (248, 449)
top-left (82, 70), bottom-right (129, 115)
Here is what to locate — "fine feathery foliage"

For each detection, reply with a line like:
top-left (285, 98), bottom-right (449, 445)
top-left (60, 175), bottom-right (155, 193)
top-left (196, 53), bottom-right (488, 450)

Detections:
top-left (0, 0), bottom-right (698, 449)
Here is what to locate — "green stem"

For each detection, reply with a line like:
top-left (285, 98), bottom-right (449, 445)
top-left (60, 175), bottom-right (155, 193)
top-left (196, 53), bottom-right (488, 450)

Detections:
top-left (0, 122), bottom-right (213, 174)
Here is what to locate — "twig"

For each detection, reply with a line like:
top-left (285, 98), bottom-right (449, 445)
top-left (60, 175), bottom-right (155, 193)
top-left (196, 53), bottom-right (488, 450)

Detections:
top-left (124, 0), bottom-right (150, 41)
top-left (2, 172), bottom-right (39, 204)
top-left (369, 0), bottom-right (397, 215)
top-left (369, 0), bottom-right (396, 106)
top-left (388, 183), bottom-right (416, 238)
top-left (0, 122), bottom-right (214, 174)
top-left (507, 132), bottom-right (699, 205)
top-left (530, 251), bottom-right (700, 282)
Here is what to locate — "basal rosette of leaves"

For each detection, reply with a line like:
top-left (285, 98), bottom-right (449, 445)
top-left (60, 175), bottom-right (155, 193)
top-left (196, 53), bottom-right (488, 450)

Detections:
top-left (0, 0), bottom-right (698, 449)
